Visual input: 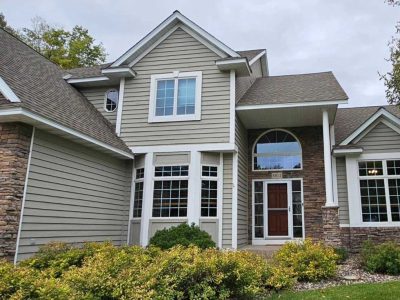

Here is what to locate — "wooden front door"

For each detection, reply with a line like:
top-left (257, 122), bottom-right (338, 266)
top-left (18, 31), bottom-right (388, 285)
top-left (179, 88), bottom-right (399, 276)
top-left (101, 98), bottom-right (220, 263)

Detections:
top-left (267, 183), bottom-right (288, 236)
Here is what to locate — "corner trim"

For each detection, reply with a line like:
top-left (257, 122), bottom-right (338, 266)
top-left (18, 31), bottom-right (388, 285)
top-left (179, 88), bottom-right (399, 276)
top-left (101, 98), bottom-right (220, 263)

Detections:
top-left (232, 152), bottom-right (238, 249)
top-left (14, 126), bottom-right (35, 264)
top-left (116, 78), bottom-right (126, 136)
top-left (0, 108), bottom-right (133, 159)
top-left (229, 70), bottom-right (236, 144)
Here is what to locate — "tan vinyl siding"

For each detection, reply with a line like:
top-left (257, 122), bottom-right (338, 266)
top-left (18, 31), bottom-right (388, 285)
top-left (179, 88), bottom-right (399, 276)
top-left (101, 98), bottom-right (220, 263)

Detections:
top-left (18, 130), bottom-right (131, 260)
top-left (120, 27), bottom-right (231, 147)
top-left (80, 86), bottom-right (119, 125)
top-left (336, 157), bottom-right (349, 224)
top-left (356, 122), bottom-right (400, 153)
top-left (235, 116), bottom-right (248, 247)
top-left (222, 153), bottom-right (233, 248)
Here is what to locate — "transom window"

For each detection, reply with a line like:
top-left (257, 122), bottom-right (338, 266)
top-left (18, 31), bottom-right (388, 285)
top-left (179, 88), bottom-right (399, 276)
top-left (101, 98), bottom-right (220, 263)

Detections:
top-left (253, 130), bottom-right (302, 170)
top-left (149, 71), bottom-right (202, 122)
top-left (152, 165), bottom-right (189, 218)
top-left (104, 89), bottom-right (119, 112)
top-left (133, 168), bottom-right (144, 218)
top-left (358, 160), bottom-right (400, 223)
top-left (201, 166), bottom-right (218, 217)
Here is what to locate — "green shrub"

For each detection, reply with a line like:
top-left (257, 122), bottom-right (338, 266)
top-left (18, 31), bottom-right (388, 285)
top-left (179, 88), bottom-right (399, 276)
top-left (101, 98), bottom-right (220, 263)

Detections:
top-left (334, 247), bottom-right (349, 263)
top-left (149, 223), bottom-right (216, 250)
top-left (361, 241), bottom-right (400, 275)
top-left (273, 239), bottom-right (339, 282)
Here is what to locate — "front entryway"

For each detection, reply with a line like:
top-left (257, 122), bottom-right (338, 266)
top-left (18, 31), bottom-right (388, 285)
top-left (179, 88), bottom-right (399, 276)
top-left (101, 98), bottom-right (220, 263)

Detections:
top-left (252, 179), bottom-right (304, 245)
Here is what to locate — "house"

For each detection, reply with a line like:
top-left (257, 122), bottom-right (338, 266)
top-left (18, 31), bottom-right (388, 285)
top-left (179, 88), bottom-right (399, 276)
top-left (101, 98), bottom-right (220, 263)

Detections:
top-left (1, 11), bottom-right (399, 263)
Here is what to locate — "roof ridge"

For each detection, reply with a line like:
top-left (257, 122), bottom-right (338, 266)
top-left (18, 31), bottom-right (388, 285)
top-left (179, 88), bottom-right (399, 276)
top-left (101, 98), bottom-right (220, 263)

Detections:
top-left (260, 71), bottom-right (333, 78)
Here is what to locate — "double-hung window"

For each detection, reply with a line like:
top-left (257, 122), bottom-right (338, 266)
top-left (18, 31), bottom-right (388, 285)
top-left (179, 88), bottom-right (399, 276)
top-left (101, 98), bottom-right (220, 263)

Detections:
top-left (152, 166), bottom-right (189, 218)
top-left (148, 71), bottom-right (202, 122)
top-left (358, 160), bottom-right (400, 223)
top-left (133, 168), bottom-right (144, 218)
top-left (201, 166), bottom-right (218, 217)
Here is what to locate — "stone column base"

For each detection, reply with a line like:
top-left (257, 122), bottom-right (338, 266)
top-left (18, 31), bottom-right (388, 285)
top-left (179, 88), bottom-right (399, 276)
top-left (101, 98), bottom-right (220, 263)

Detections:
top-left (321, 206), bottom-right (342, 247)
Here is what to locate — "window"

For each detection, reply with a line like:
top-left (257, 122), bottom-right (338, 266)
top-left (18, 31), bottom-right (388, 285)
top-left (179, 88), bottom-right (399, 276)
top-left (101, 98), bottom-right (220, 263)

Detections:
top-left (105, 89), bottom-right (119, 112)
top-left (133, 168), bottom-right (144, 218)
top-left (253, 130), bottom-right (302, 171)
top-left (292, 180), bottom-right (303, 238)
top-left (149, 71), bottom-right (202, 122)
top-left (152, 166), bottom-right (189, 217)
top-left (358, 160), bottom-right (400, 223)
top-left (201, 166), bottom-right (218, 217)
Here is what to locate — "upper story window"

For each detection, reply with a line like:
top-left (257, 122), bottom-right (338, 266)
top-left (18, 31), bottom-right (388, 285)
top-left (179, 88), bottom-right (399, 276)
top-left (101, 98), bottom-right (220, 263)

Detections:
top-left (148, 71), bottom-right (202, 123)
top-left (105, 89), bottom-right (119, 112)
top-left (253, 129), bottom-right (302, 171)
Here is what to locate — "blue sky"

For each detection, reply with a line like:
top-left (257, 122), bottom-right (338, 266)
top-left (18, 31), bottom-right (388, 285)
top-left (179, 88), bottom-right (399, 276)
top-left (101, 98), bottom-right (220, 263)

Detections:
top-left (2, 0), bottom-right (399, 107)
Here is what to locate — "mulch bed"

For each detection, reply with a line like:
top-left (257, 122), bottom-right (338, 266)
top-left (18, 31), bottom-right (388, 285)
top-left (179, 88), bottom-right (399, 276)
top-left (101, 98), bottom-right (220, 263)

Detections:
top-left (294, 256), bottom-right (400, 291)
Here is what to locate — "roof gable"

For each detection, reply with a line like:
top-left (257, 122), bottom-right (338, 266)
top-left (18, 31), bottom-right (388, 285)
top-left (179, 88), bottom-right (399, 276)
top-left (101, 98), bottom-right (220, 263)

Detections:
top-left (111, 11), bottom-right (239, 67)
top-left (338, 107), bottom-right (400, 145)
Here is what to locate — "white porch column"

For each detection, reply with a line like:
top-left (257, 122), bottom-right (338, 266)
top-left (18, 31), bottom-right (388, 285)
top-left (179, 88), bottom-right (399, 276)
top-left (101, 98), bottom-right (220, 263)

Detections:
top-left (188, 151), bottom-right (201, 225)
top-left (322, 110), bottom-right (334, 206)
top-left (140, 152), bottom-right (153, 246)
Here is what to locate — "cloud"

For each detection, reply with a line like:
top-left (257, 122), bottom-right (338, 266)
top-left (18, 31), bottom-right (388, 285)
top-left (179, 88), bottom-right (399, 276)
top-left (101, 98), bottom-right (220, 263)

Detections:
top-left (2, 0), bottom-right (399, 107)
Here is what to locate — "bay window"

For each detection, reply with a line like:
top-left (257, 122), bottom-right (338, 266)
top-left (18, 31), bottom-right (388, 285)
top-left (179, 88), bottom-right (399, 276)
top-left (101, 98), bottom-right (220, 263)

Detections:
top-left (152, 166), bottom-right (189, 218)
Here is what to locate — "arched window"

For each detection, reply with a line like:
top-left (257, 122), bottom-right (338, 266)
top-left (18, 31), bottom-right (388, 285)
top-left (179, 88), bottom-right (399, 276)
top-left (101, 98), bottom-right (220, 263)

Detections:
top-left (253, 129), bottom-right (302, 170)
top-left (104, 89), bottom-right (119, 112)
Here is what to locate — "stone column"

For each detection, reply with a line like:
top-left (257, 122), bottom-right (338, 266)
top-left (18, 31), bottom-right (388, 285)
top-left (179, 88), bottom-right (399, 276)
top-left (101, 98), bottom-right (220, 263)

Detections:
top-left (322, 206), bottom-right (342, 247)
top-left (0, 123), bottom-right (32, 261)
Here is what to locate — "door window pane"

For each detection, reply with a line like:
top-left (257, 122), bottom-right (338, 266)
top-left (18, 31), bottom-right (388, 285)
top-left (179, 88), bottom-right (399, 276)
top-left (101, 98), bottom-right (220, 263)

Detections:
top-left (254, 182), bottom-right (264, 238)
top-left (292, 180), bottom-right (303, 238)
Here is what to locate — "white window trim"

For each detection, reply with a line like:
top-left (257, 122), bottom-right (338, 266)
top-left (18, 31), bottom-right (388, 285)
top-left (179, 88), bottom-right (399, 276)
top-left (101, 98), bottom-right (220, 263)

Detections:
top-left (347, 152), bottom-right (400, 227)
top-left (132, 168), bottom-right (145, 220)
top-left (251, 128), bottom-right (303, 172)
top-left (200, 164), bottom-right (219, 218)
top-left (104, 88), bottom-right (119, 113)
top-left (148, 71), bottom-right (202, 123)
top-left (151, 164), bottom-right (190, 218)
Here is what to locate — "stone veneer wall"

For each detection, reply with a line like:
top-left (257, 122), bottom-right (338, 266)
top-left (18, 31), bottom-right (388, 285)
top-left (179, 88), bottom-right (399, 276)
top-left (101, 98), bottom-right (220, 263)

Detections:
top-left (0, 123), bottom-right (32, 261)
top-left (247, 126), bottom-right (326, 242)
top-left (341, 227), bottom-right (400, 252)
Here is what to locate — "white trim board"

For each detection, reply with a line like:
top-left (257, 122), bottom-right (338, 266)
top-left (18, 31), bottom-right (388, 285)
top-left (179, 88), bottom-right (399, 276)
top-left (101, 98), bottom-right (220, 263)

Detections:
top-left (112, 11), bottom-right (239, 67)
top-left (0, 76), bottom-right (20, 102)
top-left (66, 76), bottom-right (110, 84)
top-left (236, 99), bottom-right (348, 111)
top-left (116, 78), bottom-right (125, 136)
top-left (340, 108), bottom-right (400, 145)
top-left (0, 107), bottom-right (133, 159)
top-left (130, 143), bottom-right (236, 154)
top-left (14, 126), bottom-right (35, 264)
top-left (229, 70), bottom-right (236, 144)
top-left (249, 50), bottom-right (266, 65)
top-left (231, 152), bottom-right (238, 249)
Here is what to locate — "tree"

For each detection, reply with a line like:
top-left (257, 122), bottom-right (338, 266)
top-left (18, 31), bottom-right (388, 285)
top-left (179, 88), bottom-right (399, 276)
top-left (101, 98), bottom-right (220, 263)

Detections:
top-left (0, 12), bottom-right (19, 36)
top-left (20, 17), bottom-right (106, 69)
top-left (1, 12), bottom-right (106, 69)
top-left (381, 1), bottom-right (400, 104)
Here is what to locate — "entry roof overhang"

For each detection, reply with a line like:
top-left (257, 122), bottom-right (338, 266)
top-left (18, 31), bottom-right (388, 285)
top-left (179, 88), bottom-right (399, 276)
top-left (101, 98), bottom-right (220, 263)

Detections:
top-left (236, 100), bottom-right (348, 129)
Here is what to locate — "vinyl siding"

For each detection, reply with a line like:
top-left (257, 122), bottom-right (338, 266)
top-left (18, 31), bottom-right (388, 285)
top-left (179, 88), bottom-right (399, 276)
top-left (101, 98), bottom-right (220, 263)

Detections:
top-left (235, 116), bottom-right (248, 247)
top-left (222, 153), bottom-right (233, 248)
top-left (17, 130), bottom-right (132, 261)
top-left (356, 122), bottom-right (400, 153)
top-left (120, 27), bottom-right (231, 147)
top-left (80, 86), bottom-right (119, 125)
top-left (336, 157), bottom-right (349, 224)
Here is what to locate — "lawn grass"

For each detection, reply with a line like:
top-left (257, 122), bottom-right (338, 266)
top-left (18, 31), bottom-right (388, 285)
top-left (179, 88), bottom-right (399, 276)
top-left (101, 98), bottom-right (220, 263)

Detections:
top-left (268, 280), bottom-right (400, 300)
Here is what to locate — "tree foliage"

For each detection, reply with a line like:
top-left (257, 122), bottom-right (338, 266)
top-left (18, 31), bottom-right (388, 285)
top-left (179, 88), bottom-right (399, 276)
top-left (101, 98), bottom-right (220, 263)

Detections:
top-left (381, 1), bottom-right (400, 104)
top-left (0, 13), bottom-right (106, 69)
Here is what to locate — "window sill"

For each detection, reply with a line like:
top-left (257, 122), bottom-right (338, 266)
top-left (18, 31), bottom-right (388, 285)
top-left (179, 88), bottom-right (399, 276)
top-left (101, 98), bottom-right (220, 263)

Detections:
top-left (353, 222), bottom-right (400, 228)
top-left (148, 114), bottom-right (201, 123)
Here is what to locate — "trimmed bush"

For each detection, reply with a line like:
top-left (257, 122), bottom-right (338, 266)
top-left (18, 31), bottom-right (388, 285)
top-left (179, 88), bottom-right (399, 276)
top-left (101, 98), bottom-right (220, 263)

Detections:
top-left (1, 242), bottom-right (296, 299)
top-left (334, 247), bottom-right (349, 264)
top-left (361, 241), bottom-right (400, 275)
top-left (149, 223), bottom-right (216, 250)
top-left (273, 239), bottom-right (339, 282)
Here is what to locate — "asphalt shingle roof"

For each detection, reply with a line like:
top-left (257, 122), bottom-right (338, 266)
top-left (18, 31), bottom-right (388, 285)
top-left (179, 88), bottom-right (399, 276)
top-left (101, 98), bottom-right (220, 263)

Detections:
top-left (237, 72), bottom-right (348, 106)
top-left (334, 105), bottom-right (400, 144)
top-left (0, 29), bottom-right (131, 154)
top-left (237, 49), bottom-right (265, 61)
top-left (67, 63), bottom-right (111, 79)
